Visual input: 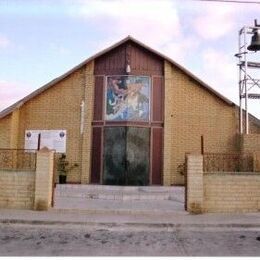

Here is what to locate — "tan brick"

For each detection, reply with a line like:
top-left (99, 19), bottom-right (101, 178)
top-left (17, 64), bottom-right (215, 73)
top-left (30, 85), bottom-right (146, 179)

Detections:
top-left (204, 172), bottom-right (260, 213)
top-left (163, 61), bottom-right (240, 185)
top-left (34, 149), bottom-right (54, 210)
top-left (0, 170), bottom-right (35, 209)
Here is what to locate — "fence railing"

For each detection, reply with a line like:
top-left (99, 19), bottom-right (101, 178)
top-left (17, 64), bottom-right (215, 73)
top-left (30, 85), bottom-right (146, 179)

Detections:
top-left (203, 152), bottom-right (254, 172)
top-left (0, 149), bottom-right (37, 171)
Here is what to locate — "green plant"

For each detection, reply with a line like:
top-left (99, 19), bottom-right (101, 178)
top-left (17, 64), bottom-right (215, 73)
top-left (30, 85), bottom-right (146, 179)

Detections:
top-left (57, 154), bottom-right (78, 176)
top-left (177, 162), bottom-right (186, 176)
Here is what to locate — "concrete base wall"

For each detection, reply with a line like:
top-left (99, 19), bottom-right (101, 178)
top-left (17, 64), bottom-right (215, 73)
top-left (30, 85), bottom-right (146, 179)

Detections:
top-left (0, 170), bottom-right (35, 209)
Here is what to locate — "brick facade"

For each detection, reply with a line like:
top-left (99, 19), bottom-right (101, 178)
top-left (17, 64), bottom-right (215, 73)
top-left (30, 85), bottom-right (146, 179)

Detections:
top-left (0, 114), bottom-right (11, 148)
top-left (164, 61), bottom-right (239, 185)
top-left (18, 65), bottom-right (91, 183)
top-left (241, 134), bottom-right (260, 152)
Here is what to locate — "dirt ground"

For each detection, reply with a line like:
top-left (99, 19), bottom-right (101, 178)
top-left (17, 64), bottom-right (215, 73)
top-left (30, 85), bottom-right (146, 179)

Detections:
top-left (0, 223), bottom-right (260, 256)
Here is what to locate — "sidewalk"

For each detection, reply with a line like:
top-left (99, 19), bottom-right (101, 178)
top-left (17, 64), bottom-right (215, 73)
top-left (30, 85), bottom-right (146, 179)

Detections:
top-left (1, 208), bottom-right (260, 231)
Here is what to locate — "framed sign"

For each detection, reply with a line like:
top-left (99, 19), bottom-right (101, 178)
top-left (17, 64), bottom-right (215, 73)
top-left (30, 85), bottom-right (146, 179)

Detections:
top-left (25, 130), bottom-right (67, 153)
top-left (106, 76), bottom-right (150, 121)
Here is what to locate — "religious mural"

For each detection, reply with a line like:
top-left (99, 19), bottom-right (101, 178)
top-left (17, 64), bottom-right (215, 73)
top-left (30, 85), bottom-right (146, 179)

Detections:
top-left (106, 76), bottom-right (150, 121)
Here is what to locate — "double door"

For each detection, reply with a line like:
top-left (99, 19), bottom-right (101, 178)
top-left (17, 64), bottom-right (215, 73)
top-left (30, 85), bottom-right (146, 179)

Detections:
top-left (103, 127), bottom-right (150, 186)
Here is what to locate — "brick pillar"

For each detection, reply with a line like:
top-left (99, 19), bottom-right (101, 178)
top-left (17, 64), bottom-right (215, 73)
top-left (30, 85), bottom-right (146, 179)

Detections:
top-left (34, 148), bottom-right (54, 210)
top-left (81, 61), bottom-right (95, 184)
top-left (186, 154), bottom-right (204, 214)
top-left (163, 61), bottom-right (174, 186)
top-left (10, 108), bottom-right (20, 149)
top-left (10, 108), bottom-right (20, 169)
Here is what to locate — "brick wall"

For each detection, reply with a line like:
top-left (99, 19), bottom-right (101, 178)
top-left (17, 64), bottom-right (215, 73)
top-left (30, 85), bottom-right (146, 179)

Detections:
top-left (0, 170), bottom-right (35, 209)
top-left (186, 154), bottom-right (260, 213)
top-left (163, 61), bottom-right (238, 185)
top-left (204, 172), bottom-right (260, 213)
top-left (0, 149), bottom-right (54, 210)
top-left (241, 134), bottom-right (260, 152)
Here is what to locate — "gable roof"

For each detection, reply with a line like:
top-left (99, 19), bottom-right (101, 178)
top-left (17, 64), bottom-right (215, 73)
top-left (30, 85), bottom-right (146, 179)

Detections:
top-left (0, 35), bottom-right (235, 119)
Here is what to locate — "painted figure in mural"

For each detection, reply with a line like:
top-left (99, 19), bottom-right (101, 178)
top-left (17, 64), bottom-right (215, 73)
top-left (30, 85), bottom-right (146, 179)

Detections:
top-left (126, 80), bottom-right (149, 118)
top-left (106, 76), bottom-right (150, 121)
top-left (107, 77), bottom-right (127, 116)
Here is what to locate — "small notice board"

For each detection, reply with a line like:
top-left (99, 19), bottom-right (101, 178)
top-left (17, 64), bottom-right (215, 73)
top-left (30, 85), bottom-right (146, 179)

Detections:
top-left (25, 130), bottom-right (67, 153)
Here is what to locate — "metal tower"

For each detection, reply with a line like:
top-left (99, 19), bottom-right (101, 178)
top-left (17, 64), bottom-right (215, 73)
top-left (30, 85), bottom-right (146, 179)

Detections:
top-left (236, 19), bottom-right (260, 134)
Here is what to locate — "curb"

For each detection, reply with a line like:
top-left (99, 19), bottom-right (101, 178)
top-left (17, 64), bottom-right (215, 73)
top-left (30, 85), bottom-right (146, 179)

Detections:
top-left (1, 219), bottom-right (260, 231)
top-left (51, 208), bottom-right (188, 216)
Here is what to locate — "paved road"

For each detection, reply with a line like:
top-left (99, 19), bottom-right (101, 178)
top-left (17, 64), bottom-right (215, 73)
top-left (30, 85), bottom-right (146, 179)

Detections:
top-left (0, 224), bottom-right (260, 256)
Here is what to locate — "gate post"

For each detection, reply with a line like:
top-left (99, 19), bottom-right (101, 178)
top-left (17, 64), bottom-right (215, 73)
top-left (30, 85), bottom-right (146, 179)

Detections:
top-left (186, 154), bottom-right (204, 214)
top-left (34, 147), bottom-right (54, 210)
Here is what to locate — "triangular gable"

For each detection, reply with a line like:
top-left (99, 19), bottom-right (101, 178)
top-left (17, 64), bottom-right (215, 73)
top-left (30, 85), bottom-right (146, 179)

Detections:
top-left (0, 35), bottom-right (234, 119)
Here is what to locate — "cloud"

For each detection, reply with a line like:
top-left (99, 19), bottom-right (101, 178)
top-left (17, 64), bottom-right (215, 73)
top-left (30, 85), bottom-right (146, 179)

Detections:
top-left (189, 1), bottom-right (260, 41)
top-left (195, 48), bottom-right (237, 102)
top-left (0, 35), bottom-right (10, 48)
top-left (0, 80), bottom-right (33, 111)
top-left (49, 43), bottom-right (70, 55)
top-left (57, 46), bottom-right (70, 55)
top-left (71, 0), bottom-right (204, 67)
top-left (193, 5), bottom-right (236, 40)
top-left (1, 0), bottom-right (259, 119)
top-left (71, 0), bottom-right (181, 47)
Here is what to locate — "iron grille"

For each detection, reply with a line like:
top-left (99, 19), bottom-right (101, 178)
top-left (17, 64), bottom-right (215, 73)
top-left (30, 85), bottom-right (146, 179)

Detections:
top-left (0, 149), bottom-right (36, 171)
top-left (203, 152), bottom-right (254, 172)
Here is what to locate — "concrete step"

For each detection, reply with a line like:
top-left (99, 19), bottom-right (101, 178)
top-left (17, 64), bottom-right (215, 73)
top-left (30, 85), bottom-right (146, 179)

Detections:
top-left (55, 184), bottom-right (181, 192)
top-left (54, 184), bottom-right (184, 201)
top-left (53, 185), bottom-right (185, 212)
top-left (53, 197), bottom-right (185, 213)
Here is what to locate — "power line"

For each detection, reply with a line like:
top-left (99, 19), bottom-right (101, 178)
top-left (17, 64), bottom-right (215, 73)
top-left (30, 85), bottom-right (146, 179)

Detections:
top-left (192, 0), bottom-right (260, 4)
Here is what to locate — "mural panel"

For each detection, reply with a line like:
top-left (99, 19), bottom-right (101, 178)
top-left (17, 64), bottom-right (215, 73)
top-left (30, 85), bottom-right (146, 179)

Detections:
top-left (106, 76), bottom-right (150, 121)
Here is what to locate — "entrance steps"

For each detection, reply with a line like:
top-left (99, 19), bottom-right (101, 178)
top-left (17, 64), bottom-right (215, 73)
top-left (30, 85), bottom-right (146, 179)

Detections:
top-left (53, 185), bottom-right (185, 213)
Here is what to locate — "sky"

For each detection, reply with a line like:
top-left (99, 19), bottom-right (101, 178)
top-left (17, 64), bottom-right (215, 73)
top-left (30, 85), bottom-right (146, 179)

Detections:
top-left (0, 0), bottom-right (260, 118)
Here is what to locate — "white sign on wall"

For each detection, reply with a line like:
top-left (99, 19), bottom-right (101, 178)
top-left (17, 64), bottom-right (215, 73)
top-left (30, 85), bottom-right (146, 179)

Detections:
top-left (25, 130), bottom-right (67, 153)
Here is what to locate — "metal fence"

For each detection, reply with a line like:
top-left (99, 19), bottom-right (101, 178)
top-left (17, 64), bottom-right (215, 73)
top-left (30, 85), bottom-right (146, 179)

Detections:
top-left (203, 152), bottom-right (254, 172)
top-left (0, 149), bottom-right (37, 171)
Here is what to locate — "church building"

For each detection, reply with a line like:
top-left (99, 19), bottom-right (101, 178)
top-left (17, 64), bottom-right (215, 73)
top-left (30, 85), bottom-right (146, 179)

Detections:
top-left (0, 36), bottom-right (259, 186)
